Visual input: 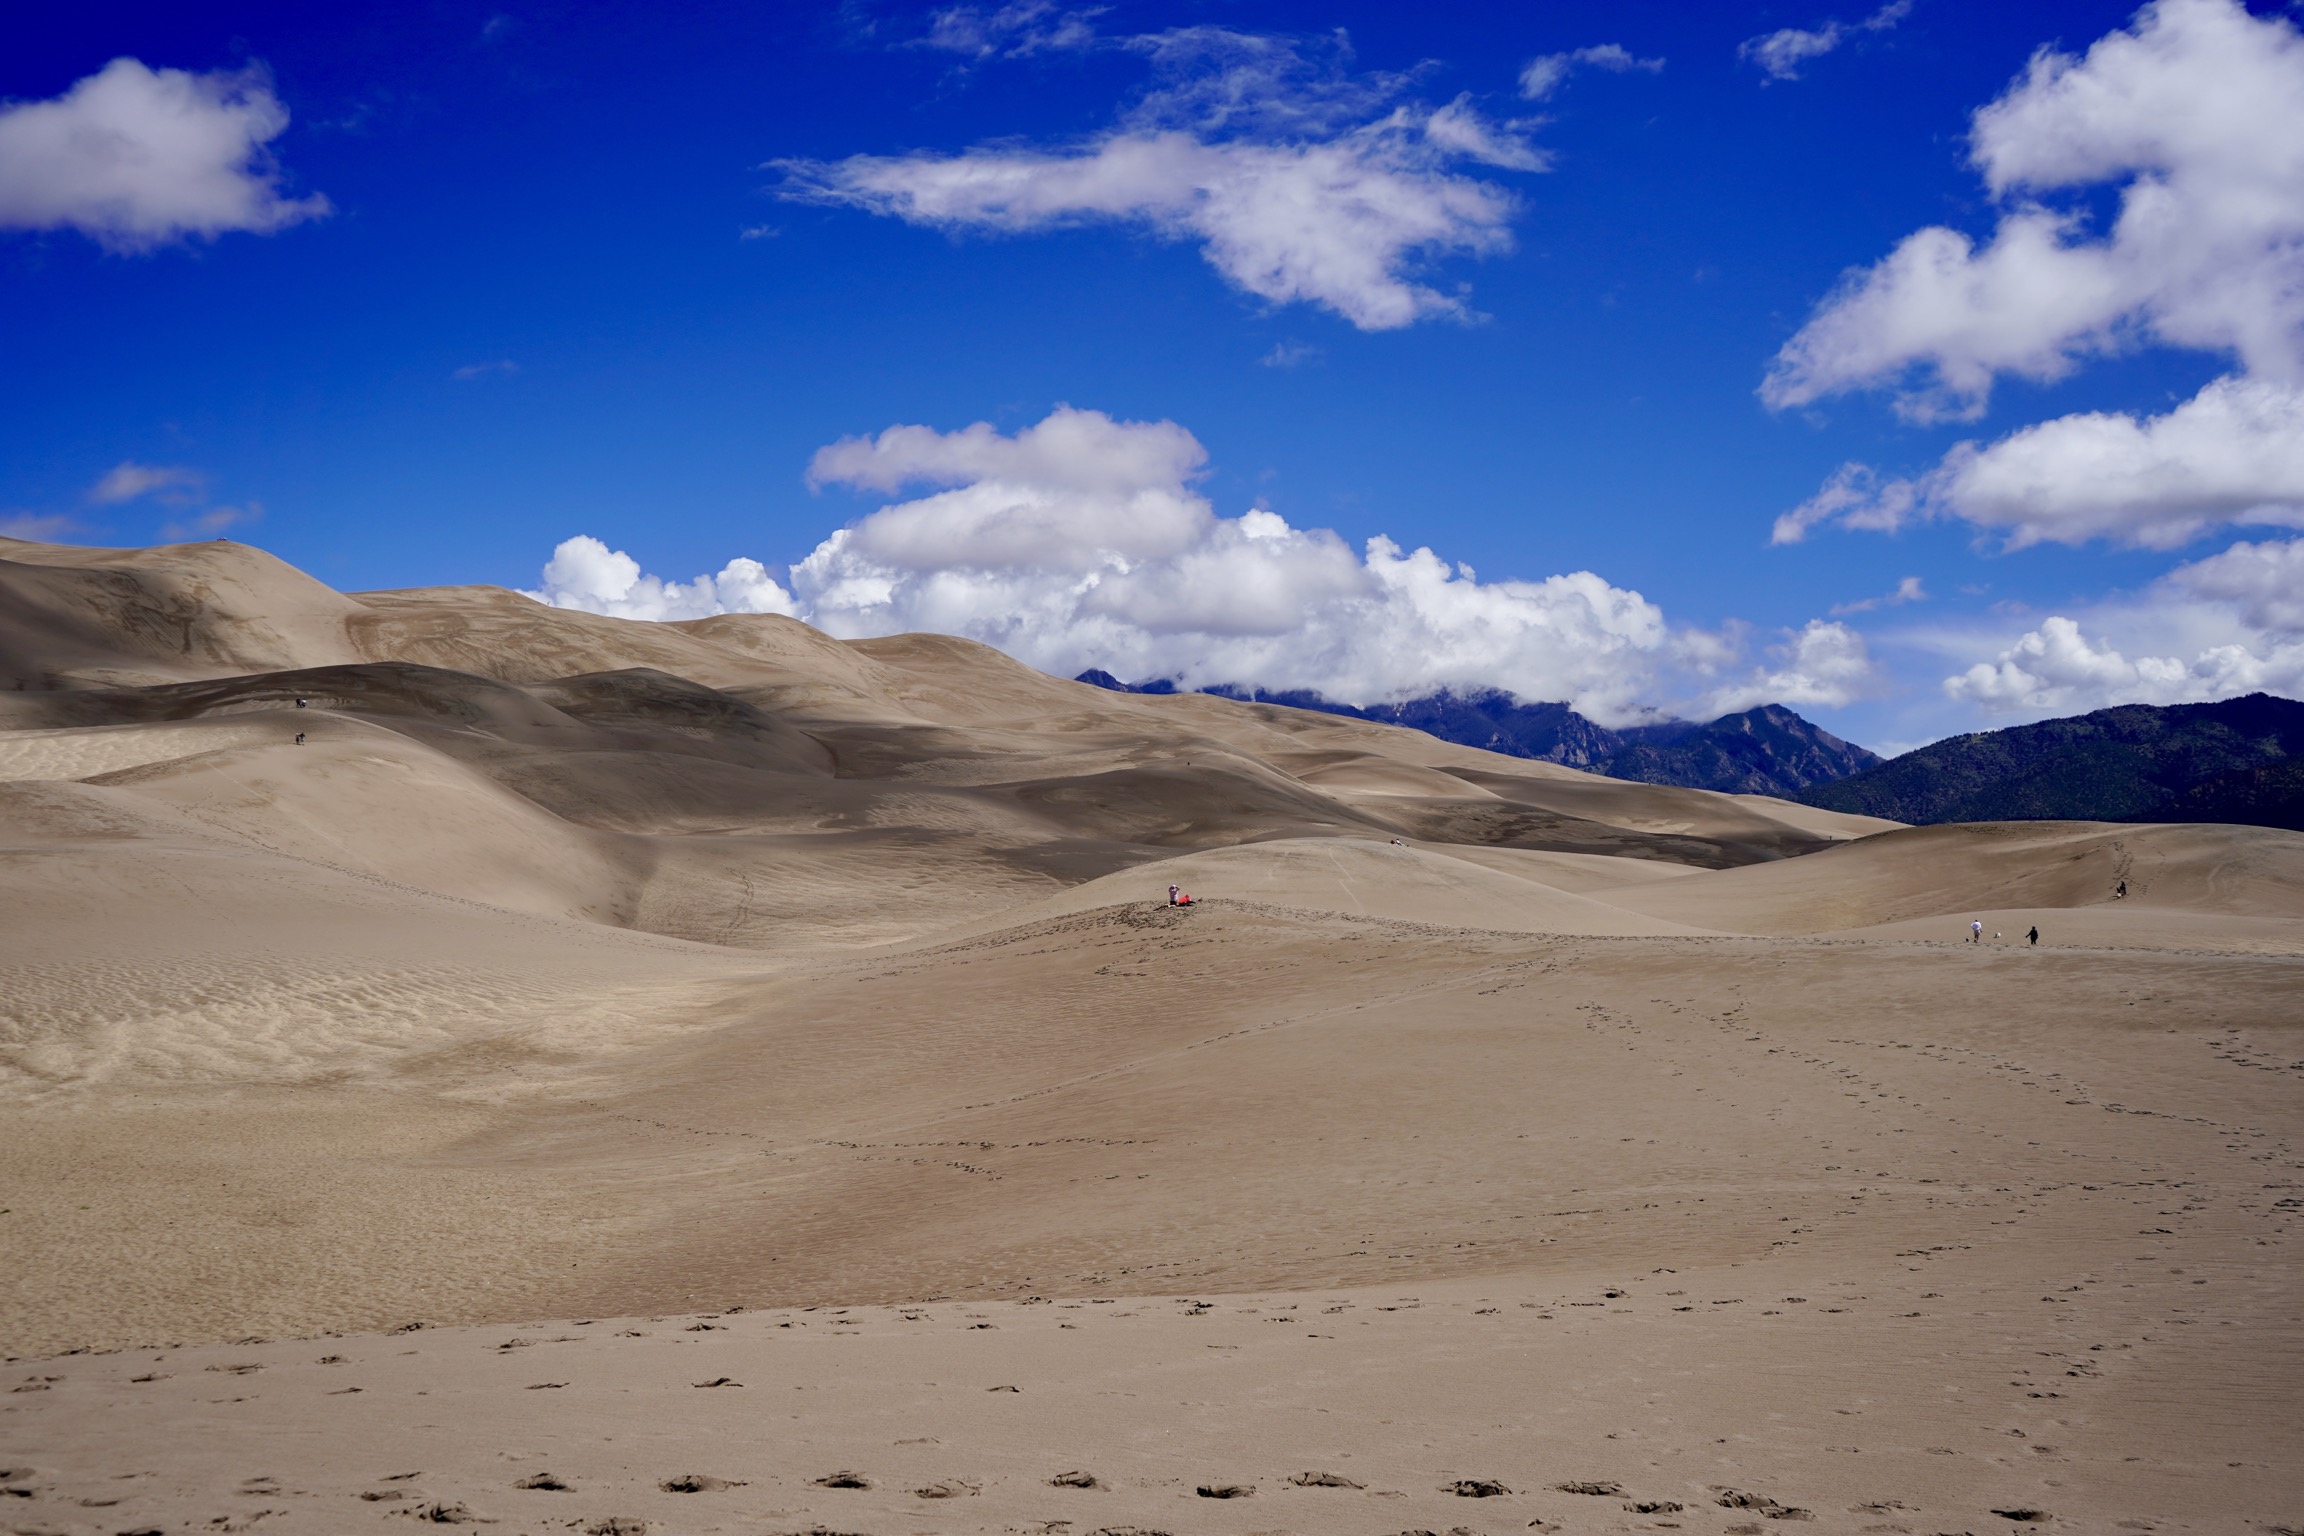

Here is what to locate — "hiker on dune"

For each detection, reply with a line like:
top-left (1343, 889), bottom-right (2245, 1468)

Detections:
top-left (1168, 884), bottom-right (1195, 908)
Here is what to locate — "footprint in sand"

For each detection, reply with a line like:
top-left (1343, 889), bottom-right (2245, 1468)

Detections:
top-left (408, 1500), bottom-right (480, 1522)
top-left (1050, 1469), bottom-right (1103, 1488)
top-left (1196, 1482), bottom-right (1254, 1498)
top-left (914, 1478), bottom-right (980, 1498)
top-left (1289, 1470), bottom-right (1366, 1488)
top-left (513, 1473), bottom-right (570, 1490)
top-left (1555, 1480), bottom-right (1622, 1496)
top-left (660, 1474), bottom-right (743, 1492)
top-left (813, 1470), bottom-right (872, 1489)
top-left (1446, 1478), bottom-right (1511, 1496)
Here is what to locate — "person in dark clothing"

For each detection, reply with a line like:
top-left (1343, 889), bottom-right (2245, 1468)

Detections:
top-left (2027, 925), bottom-right (2039, 946)
top-left (2115, 879), bottom-right (2127, 898)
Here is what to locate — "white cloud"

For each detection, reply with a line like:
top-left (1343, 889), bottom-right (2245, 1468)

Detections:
top-left (531, 408), bottom-right (1878, 725)
top-left (1829, 575), bottom-right (1927, 615)
top-left (524, 535), bottom-right (796, 622)
top-left (1777, 374), bottom-right (2304, 548)
top-left (0, 58), bottom-right (328, 250)
top-left (1765, 0), bottom-right (2304, 418)
top-left (87, 460), bottom-right (206, 505)
top-left (1703, 620), bottom-right (1879, 715)
top-left (1938, 535), bottom-right (2304, 713)
top-left (778, 31), bottom-right (1545, 330)
top-left (452, 359), bottom-right (519, 381)
top-left (1517, 44), bottom-right (1665, 101)
top-left (160, 502), bottom-right (260, 542)
top-left (0, 512), bottom-right (81, 541)
top-left (914, 2), bottom-right (1101, 58)
top-left (1259, 340), bottom-right (1319, 368)
top-left (1738, 0), bottom-right (1911, 83)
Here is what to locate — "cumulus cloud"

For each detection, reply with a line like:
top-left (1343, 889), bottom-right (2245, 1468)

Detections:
top-left (1738, 0), bottom-right (1911, 83)
top-left (0, 58), bottom-right (328, 250)
top-left (1765, 0), bottom-right (2304, 419)
top-left (87, 461), bottom-right (206, 505)
top-left (530, 408), bottom-right (1878, 725)
top-left (778, 30), bottom-right (1545, 330)
top-left (1517, 44), bottom-right (1665, 101)
top-left (525, 535), bottom-right (796, 622)
top-left (1776, 374), bottom-right (2304, 548)
top-left (1937, 536), bottom-right (2304, 713)
top-left (1703, 620), bottom-right (1878, 715)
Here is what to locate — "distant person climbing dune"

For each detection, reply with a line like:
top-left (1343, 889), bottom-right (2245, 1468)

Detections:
top-left (2115, 878), bottom-right (2127, 899)
top-left (1167, 884), bottom-right (1195, 908)
top-left (2028, 926), bottom-right (2039, 946)
top-left (1971, 920), bottom-right (1983, 944)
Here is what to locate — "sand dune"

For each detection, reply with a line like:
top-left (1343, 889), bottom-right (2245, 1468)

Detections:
top-left (953, 835), bottom-right (1719, 937)
top-left (2, 535), bottom-right (2299, 1532)
top-left (1613, 818), bottom-right (2304, 937)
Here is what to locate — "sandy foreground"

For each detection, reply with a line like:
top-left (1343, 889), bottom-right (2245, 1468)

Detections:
top-left (2, 536), bottom-right (2301, 1534)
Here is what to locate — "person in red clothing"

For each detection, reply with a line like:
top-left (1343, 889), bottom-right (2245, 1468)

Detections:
top-left (1168, 884), bottom-right (1195, 907)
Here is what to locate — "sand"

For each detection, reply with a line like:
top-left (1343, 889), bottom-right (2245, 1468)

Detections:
top-left (2, 534), bottom-right (2299, 1534)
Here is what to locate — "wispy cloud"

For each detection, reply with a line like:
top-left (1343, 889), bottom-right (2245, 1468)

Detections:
top-left (159, 503), bottom-right (261, 542)
top-left (451, 359), bottom-right (520, 381)
top-left (82, 458), bottom-right (260, 542)
top-left (88, 461), bottom-right (206, 506)
top-left (1738, 0), bottom-right (1911, 82)
top-left (0, 511), bottom-right (82, 541)
top-left (778, 28), bottom-right (1548, 330)
top-left (1518, 43), bottom-right (1665, 102)
top-left (1259, 340), bottom-right (1320, 368)
top-left (910, 2), bottom-right (1103, 59)
top-left (1830, 575), bottom-right (1927, 615)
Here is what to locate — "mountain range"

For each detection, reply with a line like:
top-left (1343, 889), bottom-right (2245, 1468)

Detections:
top-left (1797, 693), bottom-right (2304, 832)
top-left (1075, 672), bottom-right (1882, 799)
top-left (1079, 673), bottom-right (2304, 832)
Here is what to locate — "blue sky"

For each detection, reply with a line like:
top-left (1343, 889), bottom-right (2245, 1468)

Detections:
top-left (3, 0), bottom-right (2300, 752)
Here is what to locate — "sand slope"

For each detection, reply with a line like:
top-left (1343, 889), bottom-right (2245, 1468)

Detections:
top-left (951, 835), bottom-right (1719, 937)
top-left (1613, 819), bottom-right (2304, 937)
